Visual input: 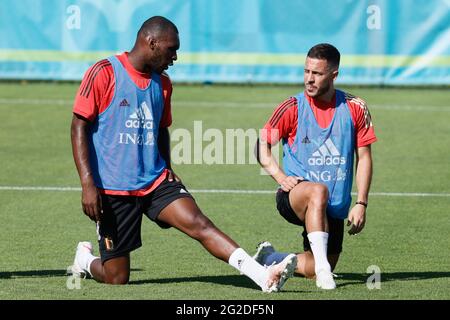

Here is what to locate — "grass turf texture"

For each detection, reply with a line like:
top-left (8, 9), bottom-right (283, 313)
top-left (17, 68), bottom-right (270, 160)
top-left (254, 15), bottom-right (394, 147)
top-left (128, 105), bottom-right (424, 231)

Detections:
top-left (0, 83), bottom-right (449, 299)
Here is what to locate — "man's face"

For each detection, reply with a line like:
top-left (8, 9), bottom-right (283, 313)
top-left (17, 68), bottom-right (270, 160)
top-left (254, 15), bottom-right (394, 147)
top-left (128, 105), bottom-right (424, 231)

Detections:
top-left (303, 57), bottom-right (338, 98)
top-left (150, 30), bottom-right (180, 74)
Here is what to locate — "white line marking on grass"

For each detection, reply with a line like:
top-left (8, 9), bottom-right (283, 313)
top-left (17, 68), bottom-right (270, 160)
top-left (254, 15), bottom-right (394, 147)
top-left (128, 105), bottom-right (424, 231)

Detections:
top-left (367, 192), bottom-right (450, 197)
top-left (0, 186), bottom-right (81, 191)
top-left (193, 189), bottom-right (272, 194)
top-left (0, 98), bottom-right (72, 106)
top-left (0, 98), bottom-right (449, 112)
top-left (370, 105), bottom-right (450, 112)
top-left (0, 186), bottom-right (449, 197)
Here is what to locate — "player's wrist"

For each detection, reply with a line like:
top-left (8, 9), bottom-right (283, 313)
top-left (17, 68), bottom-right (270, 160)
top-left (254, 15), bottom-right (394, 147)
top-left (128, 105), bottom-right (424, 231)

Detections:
top-left (274, 173), bottom-right (287, 185)
top-left (355, 201), bottom-right (368, 208)
top-left (80, 174), bottom-right (96, 188)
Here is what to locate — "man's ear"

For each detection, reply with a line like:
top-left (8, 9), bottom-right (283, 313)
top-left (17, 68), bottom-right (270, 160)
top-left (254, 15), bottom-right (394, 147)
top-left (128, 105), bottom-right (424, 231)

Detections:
top-left (332, 70), bottom-right (339, 81)
top-left (147, 36), bottom-right (157, 50)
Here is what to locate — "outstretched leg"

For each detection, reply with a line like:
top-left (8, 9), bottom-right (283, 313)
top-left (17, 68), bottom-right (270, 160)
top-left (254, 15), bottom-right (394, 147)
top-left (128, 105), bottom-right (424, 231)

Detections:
top-left (157, 197), bottom-right (296, 292)
top-left (158, 197), bottom-right (237, 260)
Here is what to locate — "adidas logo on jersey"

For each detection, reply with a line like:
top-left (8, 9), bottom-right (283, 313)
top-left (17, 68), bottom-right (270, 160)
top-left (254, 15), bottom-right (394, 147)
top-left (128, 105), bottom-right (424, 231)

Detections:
top-left (120, 102), bottom-right (155, 146)
top-left (125, 101), bottom-right (154, 129)
top-left (308, 138), bottom-right (346, 166)
top-left (301, 135), bottom-right (311, 144)
top-left (119, 99), bottom-right (130, 107)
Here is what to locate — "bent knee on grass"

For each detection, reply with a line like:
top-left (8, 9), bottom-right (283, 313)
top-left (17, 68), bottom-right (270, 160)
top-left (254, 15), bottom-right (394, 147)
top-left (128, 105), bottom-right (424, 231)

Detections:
top-left (290, 182), bottom-right (328, 206)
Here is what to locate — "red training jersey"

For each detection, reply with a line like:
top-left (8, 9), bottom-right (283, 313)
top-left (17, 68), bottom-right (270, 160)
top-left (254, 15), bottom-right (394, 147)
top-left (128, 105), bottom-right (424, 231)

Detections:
top-left (73, 52), bottom-right (173, 196)
top-left (262, 91), bottom-right (377, 147)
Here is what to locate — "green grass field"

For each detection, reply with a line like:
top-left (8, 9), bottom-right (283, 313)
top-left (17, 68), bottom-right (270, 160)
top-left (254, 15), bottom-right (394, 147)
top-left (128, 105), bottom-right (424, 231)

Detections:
top-left (0, 82), bottom-right (449, 300)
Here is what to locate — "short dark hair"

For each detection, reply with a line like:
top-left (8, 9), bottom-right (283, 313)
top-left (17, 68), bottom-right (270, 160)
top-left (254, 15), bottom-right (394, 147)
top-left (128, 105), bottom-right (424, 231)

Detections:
top-left (138, 16), bottom-right (178, 37)
top-left (307, 43), bottom-right (340, 70)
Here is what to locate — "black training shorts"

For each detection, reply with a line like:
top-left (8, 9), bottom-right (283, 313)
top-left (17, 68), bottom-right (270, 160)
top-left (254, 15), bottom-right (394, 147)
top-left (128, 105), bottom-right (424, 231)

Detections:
top-left (97, 179), bottom-right (194, 263)
top-left (275, 188), bottom-right (344, 254)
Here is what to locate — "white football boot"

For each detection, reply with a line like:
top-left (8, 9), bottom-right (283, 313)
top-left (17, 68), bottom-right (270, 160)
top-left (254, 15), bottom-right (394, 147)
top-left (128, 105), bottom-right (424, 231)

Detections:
top-left (316, 269), bottom-right (337, 290)
top-left (252, 241), bottom-right (276, 266)
top-left (68, 241), bottom-right (93, 279)
top-left (263, 253), bottom-right (297, 292)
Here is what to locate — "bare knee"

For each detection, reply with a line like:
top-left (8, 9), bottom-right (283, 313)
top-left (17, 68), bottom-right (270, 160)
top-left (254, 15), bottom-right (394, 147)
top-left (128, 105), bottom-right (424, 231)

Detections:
top-left (189, 215), bottom-right (216, 240)
top-left (104, 271), bottom-right (129, 285)
top-left (102, 256), bottom-right (130, 285)
top-left (309, 184), bottom-right (328, 209)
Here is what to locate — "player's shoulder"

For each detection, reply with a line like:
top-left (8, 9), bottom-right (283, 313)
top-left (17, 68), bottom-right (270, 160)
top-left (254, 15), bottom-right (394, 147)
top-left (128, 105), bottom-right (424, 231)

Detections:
top-left (160, 71), bottom-right (173, 91)
top-left (160, 71), bottom-right (172, 82)
top-left (82, 59), bottom-right (113, 82)
top-left (272, 96), bottom-right (297, 117)
top-left (87, 58), bottom-right (112, 72)
top-left (343, 91), bottom-right (369, 110)
top-left (342, 90), bottom-right (375, 128)
top-left (277, 96), bottom-right (298, 109)
top-left (267, 96), bottom-right (297, 128)
top-left (78, 59), bottom-right (113, 98)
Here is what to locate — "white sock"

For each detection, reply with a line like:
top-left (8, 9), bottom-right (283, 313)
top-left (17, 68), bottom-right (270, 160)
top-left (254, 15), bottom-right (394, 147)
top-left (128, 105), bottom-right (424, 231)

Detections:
top-left (307, 231), bottom-right (331, 274)
top-left (228, 248), bottom-right (267, 289)
top-left (80, 251), bottom-right (98, 276)
top-left (86, 256), bottom-right (99, 276)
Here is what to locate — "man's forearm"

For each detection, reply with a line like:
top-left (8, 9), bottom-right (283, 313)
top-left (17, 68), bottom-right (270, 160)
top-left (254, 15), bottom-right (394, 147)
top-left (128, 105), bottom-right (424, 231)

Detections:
top-left (355, 146), bottom-right (373, 203)
top-left (71, 115), bottom-right (95, 187)
top-left (256, 139), bottom-right (286, 184)
top-left (158, 127), bottom-right (172, 169)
